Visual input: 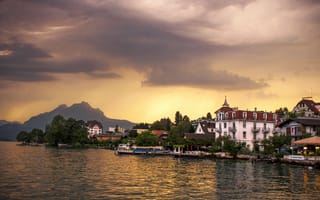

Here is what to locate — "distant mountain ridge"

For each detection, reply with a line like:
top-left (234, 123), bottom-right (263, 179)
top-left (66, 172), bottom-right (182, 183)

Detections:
top-left (0, 102), bottom-right (135, 141)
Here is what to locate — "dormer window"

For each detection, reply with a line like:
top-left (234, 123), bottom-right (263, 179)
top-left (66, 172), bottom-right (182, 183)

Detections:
top-left (225, 113), bottom-right (228, 119)
top-left (253, 112), bottom-right (257, 120)
top-left (243, 112), bottom-right (247, 119)
top-left (263, 113), bottom-right (267, 120)
top-left (232, 112), bottom-right (236, 119)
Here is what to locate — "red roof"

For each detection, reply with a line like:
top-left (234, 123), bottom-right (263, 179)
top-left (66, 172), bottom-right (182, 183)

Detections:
top-left (217, 109), bottom-right (278, 122)
top-left (295, 98), bottom-right (320, 115)
top-left (152, 130), bottom-right (168, 137)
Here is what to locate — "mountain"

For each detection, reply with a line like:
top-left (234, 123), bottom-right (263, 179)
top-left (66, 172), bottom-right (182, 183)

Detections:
top-left (0, 102), bottom-right (136, 141)
top-left (0, 120), bottom-right (10, 126)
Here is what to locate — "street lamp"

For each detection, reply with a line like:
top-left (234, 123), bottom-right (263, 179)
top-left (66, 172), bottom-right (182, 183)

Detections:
top-left (304, 146), bottom-right (307, 155)
top-left (290, 146), bottom-right (293, 156)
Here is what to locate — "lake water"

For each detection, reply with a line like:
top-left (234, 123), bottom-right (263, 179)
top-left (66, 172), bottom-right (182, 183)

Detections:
top-left (1, 141), bottom-right (320, 199)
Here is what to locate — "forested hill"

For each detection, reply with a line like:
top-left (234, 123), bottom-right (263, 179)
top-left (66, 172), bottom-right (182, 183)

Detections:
top-left (0, 102), bottom-right (135, 141)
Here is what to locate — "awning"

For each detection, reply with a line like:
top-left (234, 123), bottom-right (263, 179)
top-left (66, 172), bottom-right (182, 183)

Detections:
top-left (293, 136), bottom-right (320, 145)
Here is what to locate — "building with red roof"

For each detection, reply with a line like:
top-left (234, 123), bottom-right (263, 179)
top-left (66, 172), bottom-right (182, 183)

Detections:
top-left (293, 97), bottom-right (320, 118)
top-left (215, 97), bottom-right (279, 150)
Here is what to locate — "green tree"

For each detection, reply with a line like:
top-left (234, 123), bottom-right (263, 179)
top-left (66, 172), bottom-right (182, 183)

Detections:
top-left (45, 115), bottom-right (66, 146)
top-left (175, 111), bottom-right (183, 125)
top-left (128, 130), bottom-right (138, 138)
top-left (151, 120), bottom-right (166, 130)
top-left (167, 120), bottom-right (194, 146)
top-left (261, 138), bottom-right (274, 155)
top-left (135, 131), bottom-right (158, 146)
top-left (182, 115), bottom-right (190, 122)
top-left (275, 107), bottom-right (289, 119)
top-left (16, 131), bottom-right (30, 143)
top-left (133, 123), bottom-right (150, 129)
top-left (30, 128), bottom-right (45, 143)
top-left (271, 135), bottom-right (291, 153)
top-left (214, 136), bottom-right (241, 156)
top-left (207, 112), bottom-right (212, 120)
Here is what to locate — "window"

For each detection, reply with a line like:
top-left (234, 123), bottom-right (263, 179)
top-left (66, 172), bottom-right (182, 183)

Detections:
top-left (254, 122), bottom-right (257, 129)
top-left (243, 120), bottom-right (246, 128)
top-left (253, 112), bottom-right (257, 120)
top-left (263, 113), bottom-right (267, 120)
top-left (264, 123), bottom-right (267, 130)
top-left (232, 112), bottom-right (236, 119)
top-left (243, 112), bottom-right (247, 119)
top-left (233, 122), bottom-right (236, 128)
top-left (225, 113), bottom-right (228, 119)
top-left (232, 132), bottom-right (236, 139)
top-left (243, 131), bottom-right (246, 139)
top-left (224, 122), bottom-right (227, 128)
top-left (273, 114), bottom-right (277, 120)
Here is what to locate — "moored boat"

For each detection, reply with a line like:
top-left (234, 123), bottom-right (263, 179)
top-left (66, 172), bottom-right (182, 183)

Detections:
top-left (116, 144), bottom-right (170, 155)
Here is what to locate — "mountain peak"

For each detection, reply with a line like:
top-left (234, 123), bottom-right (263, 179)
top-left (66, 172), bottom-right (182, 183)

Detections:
top-left (0, 102), bottom-right (135, 141)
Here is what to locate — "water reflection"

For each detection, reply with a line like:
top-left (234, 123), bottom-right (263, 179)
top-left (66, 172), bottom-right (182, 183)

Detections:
top-left (1, 142), bottom-right (320, 199)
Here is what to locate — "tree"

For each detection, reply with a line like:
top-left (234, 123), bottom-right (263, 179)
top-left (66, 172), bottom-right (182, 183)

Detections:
top-left (182, 115), bottom-right (190, 122)
top-left (45, 115), bottom-right (66, 146)
top-left (167, 120), bottom-right (194, 146)
top-left (30, 128), bottom-right (45, 143)
top-left (175, 111), bottom-right (183, 125)
top-left (135, 131), bottom-right (158, 146)
top-left (133, 123), bottom-right (150, 129)
top-left (151, 120), bottom-right (166, 130)
top-left (160, 118), bottom-right (172, 131)
top-left (16, 131), bottom-right (30, 143)
top-left (271, 135), bottom-right (291, 153)
top-left (207, 112), bottom-right (212, 120)
top-left (128, 130), bottom-right (138, 138)
top-left (275, 107), bottom-right (289, 119)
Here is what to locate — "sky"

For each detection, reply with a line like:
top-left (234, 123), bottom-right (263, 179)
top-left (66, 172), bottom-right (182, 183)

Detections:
top-left (0, 0), bottom-right (320, 123)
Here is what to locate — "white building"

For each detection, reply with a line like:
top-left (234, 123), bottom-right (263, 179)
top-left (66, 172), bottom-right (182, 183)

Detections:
top-left (215, 97), bottom-right (279, 150)
top-left (87, 120), bottom-right (103, 138)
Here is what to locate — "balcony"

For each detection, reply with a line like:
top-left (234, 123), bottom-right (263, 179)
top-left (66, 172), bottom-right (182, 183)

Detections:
top-left (262, 127), bottom-right (270, 133)
top-left (251, 127), bottom-right (260, 133)
top-left (228, 127), bottom-right (237, 133)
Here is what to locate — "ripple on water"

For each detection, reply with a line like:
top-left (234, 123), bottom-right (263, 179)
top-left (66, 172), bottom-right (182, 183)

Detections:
top-left (1, 142), bottom-right (320, 199)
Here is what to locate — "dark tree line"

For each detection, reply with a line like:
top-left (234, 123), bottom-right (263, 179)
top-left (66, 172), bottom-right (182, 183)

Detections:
top-left (16, 128), bottom-right (45, 144)
top-left (17, 115), bottom-right (89, 146)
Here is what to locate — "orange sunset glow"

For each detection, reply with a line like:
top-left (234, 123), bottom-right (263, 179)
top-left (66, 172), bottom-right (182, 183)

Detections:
top-left (0, 0), bottom-right (319, 123)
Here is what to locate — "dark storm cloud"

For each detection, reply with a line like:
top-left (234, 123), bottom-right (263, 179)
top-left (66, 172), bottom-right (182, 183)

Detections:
top-left (142, 67), bottom-right (268, 90)
top-left (0, 42), bottom-right (121, 81)
top-left (2, 0), bottom-right (318, 90)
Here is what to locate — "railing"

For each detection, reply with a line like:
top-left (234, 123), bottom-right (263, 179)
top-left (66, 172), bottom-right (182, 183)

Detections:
top-left (262, 127), bottom-right (270, 133)
top-left (251, 127), bottom-right (260, 133)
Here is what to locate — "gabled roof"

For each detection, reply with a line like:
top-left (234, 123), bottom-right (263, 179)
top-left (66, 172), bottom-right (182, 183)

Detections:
top-left (196, 122), bottom-right (215, 134)
top-left (278, 117), bottom-right (320, 127)
top-left (295, 98), bottom-right (320, 115)
top-left (87, 120), bottom-right (103, 129)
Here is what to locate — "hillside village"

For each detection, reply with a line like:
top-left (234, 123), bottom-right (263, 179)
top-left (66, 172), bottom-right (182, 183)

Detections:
top-left (87, 97), bottom-right (320, 153)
